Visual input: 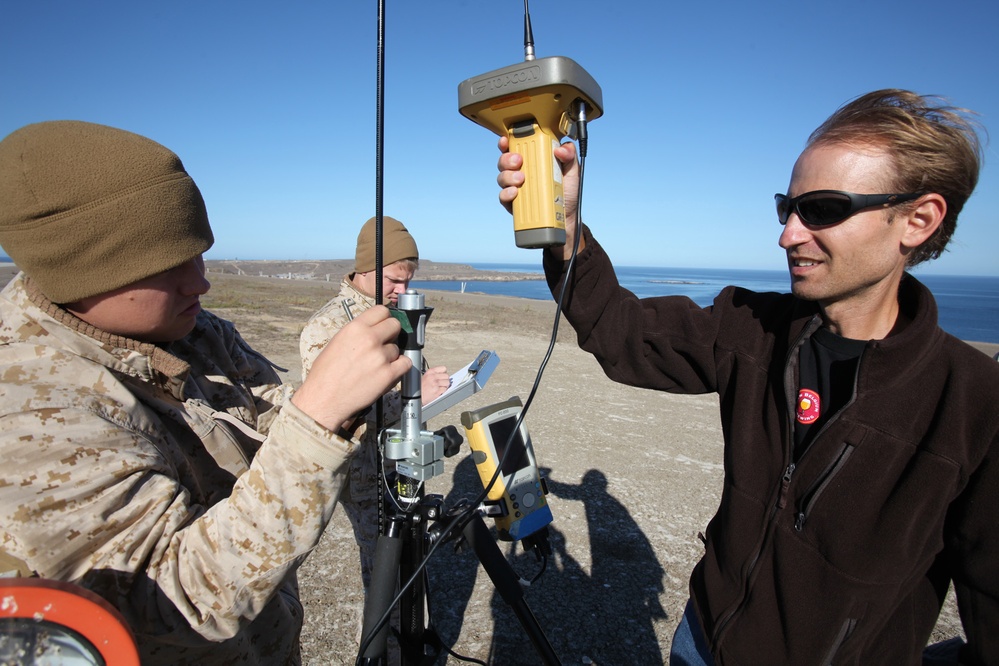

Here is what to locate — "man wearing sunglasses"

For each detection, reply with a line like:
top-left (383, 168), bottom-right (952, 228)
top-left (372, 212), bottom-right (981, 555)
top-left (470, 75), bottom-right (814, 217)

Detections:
top-left (494, 89), bottom-right (998, 665)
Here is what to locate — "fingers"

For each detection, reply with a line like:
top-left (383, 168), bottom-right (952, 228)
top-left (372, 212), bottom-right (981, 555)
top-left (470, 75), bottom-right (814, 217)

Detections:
top-left (496, 137), bottom-right (524, 213)
top-left (341, 308), bottom-right (413, 392)
top-left (354, 305), bottom-right (405, 346)
top-left (554, 140), bottom-right (577, 168)
top-left (420, 366), bottom-right (451, 404)
top-left (496, 137), bottom-right (580, 222)
top-left (293, 305), bottom-right (412, 432)
top-left (553, 141), bottom-right (582, 259)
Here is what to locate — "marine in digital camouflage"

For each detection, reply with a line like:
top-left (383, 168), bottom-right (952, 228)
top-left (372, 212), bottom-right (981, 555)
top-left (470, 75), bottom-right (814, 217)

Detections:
top-left (0, 272), bottom-right (363, 665)
top-left (300, 276), bottom-right (403, 591)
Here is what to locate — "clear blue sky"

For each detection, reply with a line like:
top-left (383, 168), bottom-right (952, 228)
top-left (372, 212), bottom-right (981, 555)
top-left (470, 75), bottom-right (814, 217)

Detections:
top-left (3, 1), bottom-right (997, 276)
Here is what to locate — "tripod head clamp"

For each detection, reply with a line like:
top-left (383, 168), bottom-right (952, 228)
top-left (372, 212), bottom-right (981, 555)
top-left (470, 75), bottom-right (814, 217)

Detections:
top-left (391, 289), bottom-right (433, 444)
top-left (384, 289), bottom-right (445, 489)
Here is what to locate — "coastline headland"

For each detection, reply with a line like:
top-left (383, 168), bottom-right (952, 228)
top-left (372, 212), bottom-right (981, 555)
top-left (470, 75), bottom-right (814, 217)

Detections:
top-left (203, 258), bottom-right (545, 283)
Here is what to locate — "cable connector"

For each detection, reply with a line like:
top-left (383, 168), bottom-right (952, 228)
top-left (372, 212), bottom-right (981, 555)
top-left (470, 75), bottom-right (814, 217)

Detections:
top-left (573, 100), bottom-right (589, 159)
top-left (521, 526), bottom-right (553, 561)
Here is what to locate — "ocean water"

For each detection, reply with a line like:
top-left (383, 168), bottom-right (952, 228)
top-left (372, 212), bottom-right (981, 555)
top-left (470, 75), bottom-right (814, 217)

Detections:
top-left (411, 263), bottom-right (999, 344)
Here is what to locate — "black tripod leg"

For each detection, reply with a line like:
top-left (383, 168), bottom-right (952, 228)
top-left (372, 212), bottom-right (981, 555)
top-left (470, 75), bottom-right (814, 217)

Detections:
top-left (399, 513), bottom-right (426, 665)
top-left (462, 514), bottom-right (562, 666)
top-left (360, 520), bottom-right (405, 663)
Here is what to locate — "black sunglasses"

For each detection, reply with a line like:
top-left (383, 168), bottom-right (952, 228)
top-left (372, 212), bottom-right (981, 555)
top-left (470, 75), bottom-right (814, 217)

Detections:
top-left (775, 190), bottom-right (925, 227)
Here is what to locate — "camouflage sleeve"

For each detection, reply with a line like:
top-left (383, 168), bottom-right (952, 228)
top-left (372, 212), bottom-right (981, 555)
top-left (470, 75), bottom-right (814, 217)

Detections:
top-left (0, 397), bottom-right (354, 646)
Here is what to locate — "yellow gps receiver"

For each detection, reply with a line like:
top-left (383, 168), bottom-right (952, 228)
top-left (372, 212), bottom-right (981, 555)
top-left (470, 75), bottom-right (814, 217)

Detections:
top-left (461, 396), bottom-right (552, 541)
top-left (458, 54), bottom-right (602, 249)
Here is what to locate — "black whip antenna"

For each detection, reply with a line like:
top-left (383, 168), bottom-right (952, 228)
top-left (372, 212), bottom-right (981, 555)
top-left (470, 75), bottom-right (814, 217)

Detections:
top-left (374, 0), bottom-right (387, 532)
top-left (375, 0), bottom-right (385, 307)
top-left (523, 0), bottom-right (535, 60)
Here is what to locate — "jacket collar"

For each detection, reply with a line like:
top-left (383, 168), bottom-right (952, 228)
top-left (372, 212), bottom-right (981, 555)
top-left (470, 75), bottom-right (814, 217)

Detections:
top-left (340, 275), bottom-right (376, 307)
top-left (22, 275), bottom-right (191, 398)
top-left (786, 273), bottom-right (942, 390)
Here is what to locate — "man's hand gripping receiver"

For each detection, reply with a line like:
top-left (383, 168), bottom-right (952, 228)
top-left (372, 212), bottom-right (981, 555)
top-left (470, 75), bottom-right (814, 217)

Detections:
top-left (458, 56), bottom-right (602, 249)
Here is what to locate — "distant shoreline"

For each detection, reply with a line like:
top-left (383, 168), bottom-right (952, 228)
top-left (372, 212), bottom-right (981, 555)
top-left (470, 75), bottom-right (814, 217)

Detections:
top-left (4, 257), bottom-right (999, 281)
top-left (202, 259), bottom-right (544, 282)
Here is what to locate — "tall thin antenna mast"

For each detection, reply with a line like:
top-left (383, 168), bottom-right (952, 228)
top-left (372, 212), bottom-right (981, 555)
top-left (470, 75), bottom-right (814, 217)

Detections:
top-left (374, 0), bottom-right (385, 306)
top-left (373, 0), bottom-right (387, 541)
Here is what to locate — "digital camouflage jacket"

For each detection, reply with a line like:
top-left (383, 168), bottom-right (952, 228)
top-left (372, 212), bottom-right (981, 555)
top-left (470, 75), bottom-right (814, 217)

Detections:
top-left (298, 277), bottom-right (406, 597)
top-left (0, 272), bottom-right (360, 665)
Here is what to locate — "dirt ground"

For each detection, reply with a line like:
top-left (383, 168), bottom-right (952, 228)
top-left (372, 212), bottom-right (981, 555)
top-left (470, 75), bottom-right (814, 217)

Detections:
top-left (192, 267), bottom-right (989, 665)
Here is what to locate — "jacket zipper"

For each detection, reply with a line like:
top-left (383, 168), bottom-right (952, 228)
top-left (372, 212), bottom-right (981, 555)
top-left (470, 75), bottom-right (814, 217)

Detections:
top-left (710, 318), bottom-right (869, 657)
top-left (712, 463), bottom-right (796, 650)
top-left (794, 443), bottom-right (855, 532)
top-left (820, 617), bottom-right (858, 665)
top-left (791, 338), bottom-right (865, 530)
top-left (710, 319), bottom-right (819, 648)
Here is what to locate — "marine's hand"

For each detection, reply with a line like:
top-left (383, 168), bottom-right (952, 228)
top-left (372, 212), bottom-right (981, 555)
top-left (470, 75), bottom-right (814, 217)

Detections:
top-left (292, 306), bottom-right (411, 433)
top-left (421, 366), bottom-right (450, 404)
top-left (496, 136), bottom-right (582, 260)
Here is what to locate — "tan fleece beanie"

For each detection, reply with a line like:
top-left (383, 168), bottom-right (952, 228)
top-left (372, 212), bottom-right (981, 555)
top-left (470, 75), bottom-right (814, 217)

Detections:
top-left (354, 216), bottom-right (419, 273)
top-left (0, 120), bottom-right (215, 303)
